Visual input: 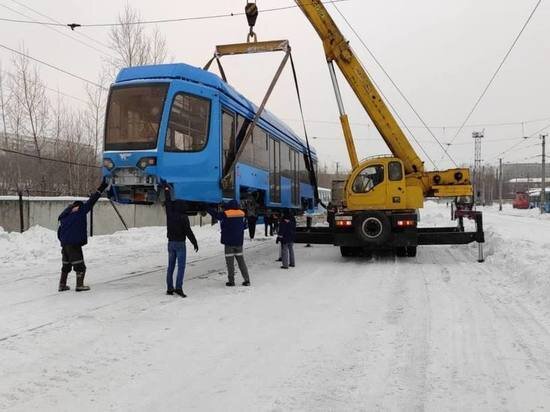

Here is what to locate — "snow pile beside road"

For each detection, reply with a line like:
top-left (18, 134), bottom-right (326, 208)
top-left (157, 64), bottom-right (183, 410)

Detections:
top-left (0, 223), bottom-right (226, 278)
top-left (0, 225), bottom-right (58, 270)
top-left (481, 208), bottom-right (550, 315)
top-left (419, 202), bottom-right (550, 315)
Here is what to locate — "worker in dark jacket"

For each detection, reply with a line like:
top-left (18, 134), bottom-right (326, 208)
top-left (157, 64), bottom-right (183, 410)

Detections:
top-left (57, 179), bottom-right (108, 292)
top-left (208, 200), bottom-right (250, 287)
top-left (163, 184), bottom-right (199, 298)
top-left (277, 212), bottom-right (296, 269)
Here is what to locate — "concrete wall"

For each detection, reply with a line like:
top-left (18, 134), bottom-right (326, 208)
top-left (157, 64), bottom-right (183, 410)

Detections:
top-left (0, 197), bottom-right (207, 235)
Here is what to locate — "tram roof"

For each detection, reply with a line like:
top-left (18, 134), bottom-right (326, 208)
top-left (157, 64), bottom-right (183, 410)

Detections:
top-left (115, 63), bottom-right (316, 157)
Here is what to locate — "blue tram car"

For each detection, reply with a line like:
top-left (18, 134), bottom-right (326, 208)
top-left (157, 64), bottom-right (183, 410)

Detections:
top-left (102, 63), bottom-right (318, 213)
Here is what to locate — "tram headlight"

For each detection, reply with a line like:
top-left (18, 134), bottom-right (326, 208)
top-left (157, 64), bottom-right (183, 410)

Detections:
top-left (137, 157), bottom-right (157, 170)
top-left (103, 158), bottom-right (114, 170)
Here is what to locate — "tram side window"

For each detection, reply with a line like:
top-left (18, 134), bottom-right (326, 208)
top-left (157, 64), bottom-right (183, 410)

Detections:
top-left (269, 137), bottom-right (281, 203)
top-left (165, 93), bottom-right (210, 152)
top-left (299, 154), bottom-right (307, 183)
top-left (253, 128), bottom-right (269, 170)
top-left (222, 110), bottom-right (235, 168)
top-left (292, 150), bottom-right (299, 204)
top-left (281, 143), bottom-right (292, 178)
top-left (352, 165), bottom-right (385, 193)
top-left (236, 115), bottom-right (254, 165)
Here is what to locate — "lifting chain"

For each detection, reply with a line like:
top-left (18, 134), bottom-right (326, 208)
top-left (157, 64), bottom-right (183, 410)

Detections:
top-left (245, 2), bottom-right (258, 43)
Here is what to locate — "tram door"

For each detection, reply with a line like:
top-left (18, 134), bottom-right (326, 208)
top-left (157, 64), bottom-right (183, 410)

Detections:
top-left (269, 138), bottom-right (281, 203)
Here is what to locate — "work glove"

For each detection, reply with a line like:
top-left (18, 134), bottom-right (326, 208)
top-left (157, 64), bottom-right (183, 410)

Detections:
top-left (97, 178), bottom-right (108, 193)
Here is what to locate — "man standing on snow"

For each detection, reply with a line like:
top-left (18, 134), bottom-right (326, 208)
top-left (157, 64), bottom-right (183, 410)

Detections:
top-left (162, 183), bottom-right (199, 298)
top-left (208, 200), bottom-right (250, 287)
top-left (57, 179), bottom-right (108, 292)
top-left (277, 211), bottom-right (296, 269)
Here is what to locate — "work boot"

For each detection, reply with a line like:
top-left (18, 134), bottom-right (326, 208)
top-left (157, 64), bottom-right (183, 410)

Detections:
top-left (75, 272), bottom-right (90, 292)
top-left (58, 272), bottom-right (70, 292)
top-left (174, 288), bottom-right (187, 298)
top-left (242, 281), bottom-right (250, 286)
top-left (226, 281), bottom-right (235, 287)
top-left (166, 289), bottom-right (174, 295)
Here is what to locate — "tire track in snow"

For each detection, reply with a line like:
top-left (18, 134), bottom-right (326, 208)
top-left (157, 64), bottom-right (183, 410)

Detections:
top-left (439, 246), bottom-right (550, 410)
top-left (0, 241), bottom-right (272, 343)
top-left (425, 247), bottom-right (517, 411)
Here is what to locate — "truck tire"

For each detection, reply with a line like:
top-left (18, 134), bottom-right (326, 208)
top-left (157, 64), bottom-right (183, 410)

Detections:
top-left (355, 211), bottom-right (391, 244)
top-left (406, 246), bottom-right (417, 257)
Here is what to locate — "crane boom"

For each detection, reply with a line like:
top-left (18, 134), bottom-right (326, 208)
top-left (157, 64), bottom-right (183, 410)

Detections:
top-left (295, 0), bottom-right (425, 174)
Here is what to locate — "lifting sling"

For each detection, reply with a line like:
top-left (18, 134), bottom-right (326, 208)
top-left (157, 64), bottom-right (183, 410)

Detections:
top-left (202, 2), bottom-right (321, 204)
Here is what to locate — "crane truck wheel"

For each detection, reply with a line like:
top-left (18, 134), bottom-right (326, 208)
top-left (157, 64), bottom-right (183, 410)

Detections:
top-left (355, 211), bottom-right (391, 244)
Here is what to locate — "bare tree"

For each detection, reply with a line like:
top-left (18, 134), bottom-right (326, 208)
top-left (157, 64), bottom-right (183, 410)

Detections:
top-left (0, 61), bottom-right (9, 147)
top-left (10, 48), bottom-right (49, 158)
top-left (107, 3), bottom-right (168, 74)
top-left (84, 72), bottom-right (108, 156)
top-left (149, 27), bottom-right (168, 65)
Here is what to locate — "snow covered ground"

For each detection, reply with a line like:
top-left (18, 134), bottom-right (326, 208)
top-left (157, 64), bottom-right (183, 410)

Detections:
top-left (1, 202), bottom-right (550, 411)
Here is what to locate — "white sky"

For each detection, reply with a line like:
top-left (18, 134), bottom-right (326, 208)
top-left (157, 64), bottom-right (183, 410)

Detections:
top-left (0, 0), bottom-right (548, 172)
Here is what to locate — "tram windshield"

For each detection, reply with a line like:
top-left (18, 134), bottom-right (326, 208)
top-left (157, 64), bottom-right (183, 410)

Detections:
top-left (105, 84), bottom-right (168, 151)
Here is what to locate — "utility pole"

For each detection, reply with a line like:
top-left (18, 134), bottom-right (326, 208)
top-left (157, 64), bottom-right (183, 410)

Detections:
top-left (541, 133), bottom-right (547, 214)
top-left (335, 161), bottom-right (340, 177)
top-left (499, 158), bottom-right (503, 211)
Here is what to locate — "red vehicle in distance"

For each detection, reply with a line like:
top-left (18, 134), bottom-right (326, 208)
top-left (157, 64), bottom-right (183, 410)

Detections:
top-left (512, 192), bottom-right (530, 209)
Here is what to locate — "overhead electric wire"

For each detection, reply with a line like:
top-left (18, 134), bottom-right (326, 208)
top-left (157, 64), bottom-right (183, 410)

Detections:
top-left (282, 115), bottom-right (550, 130)
top-left (489, 122), bottom-right (550, 161)
top-left (0, 1), bottom-right (110, 57)
top-left (0, 146), bottom-right (101, 169)
top-left (0, 0), bottom-right (349, 28)
top-left (0, 42), bottom-right (106, 90)
top-left (332, 2), bottom-right (456, 168)
top-left (445, 0), bottom-right (542, 153)
top-left (1, 69), bottom-right (89, 104)
top-left (6, 0), bottom-right (113, 54)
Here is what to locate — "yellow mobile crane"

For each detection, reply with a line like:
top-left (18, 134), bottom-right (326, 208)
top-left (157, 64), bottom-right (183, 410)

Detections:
top-left (292, 0), bottom-right (485, 260)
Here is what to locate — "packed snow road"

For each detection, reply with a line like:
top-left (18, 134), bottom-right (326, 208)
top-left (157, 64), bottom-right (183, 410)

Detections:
top-left (1, 202), bottom-right (549, 411)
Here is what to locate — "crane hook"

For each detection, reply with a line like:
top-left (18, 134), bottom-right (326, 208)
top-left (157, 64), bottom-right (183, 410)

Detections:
top-left (245, 2), bottom-right (258, 43)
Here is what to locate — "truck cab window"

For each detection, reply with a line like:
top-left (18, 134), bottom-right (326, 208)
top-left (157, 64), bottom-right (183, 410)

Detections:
top-left (352, 165), bottom-right (384, 193)
top-left (388, 161), bottom-right (403, 181)
top-left (165, 93), bottom-right (210, 152)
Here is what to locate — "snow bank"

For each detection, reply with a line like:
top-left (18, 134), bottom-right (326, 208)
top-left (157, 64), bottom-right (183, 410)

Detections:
top-left (480, 207), bottom-right (550, 316)
top-left (0, 225), bottom-right (58, 269)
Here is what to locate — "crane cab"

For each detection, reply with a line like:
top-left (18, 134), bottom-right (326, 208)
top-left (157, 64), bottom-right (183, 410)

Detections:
top-left (345, 156), bottom-right (423, 212)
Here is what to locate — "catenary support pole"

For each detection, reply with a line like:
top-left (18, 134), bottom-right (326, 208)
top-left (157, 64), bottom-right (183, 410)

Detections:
top-left (541, 134), bottom-right (547, 213)
top-left (499, 158), bottom-right (503, 211)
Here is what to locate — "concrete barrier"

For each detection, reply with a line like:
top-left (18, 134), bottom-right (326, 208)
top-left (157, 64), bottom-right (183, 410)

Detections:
top-left (0, 196), bottom-right (208, 235)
